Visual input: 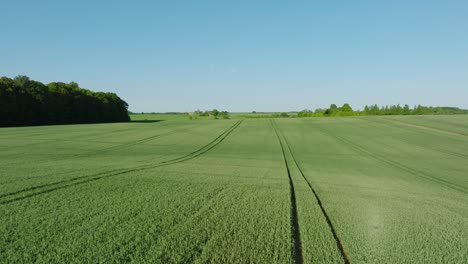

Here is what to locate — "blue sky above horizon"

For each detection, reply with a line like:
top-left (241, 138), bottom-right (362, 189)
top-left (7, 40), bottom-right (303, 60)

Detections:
top-left (1, 0), bottom-right (468, 112)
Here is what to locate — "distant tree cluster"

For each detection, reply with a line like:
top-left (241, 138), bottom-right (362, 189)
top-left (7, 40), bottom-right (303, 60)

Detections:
top-left (274, 112), bottom-right (291, 118)
top-left (298, 104), bottom-right (468, 118)
top-left (298, 103), bottom-right (355, 117)
top-left (190, 109), bottom-right (230, 119)
top-left (131, 111), bottom-right (188, 115)
top-left (360, 104), bottom-right (468, 115)
top-left (0, 75), bottom-right (130, 127)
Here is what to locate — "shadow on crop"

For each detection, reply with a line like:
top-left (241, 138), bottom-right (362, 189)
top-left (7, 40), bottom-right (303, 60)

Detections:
top-left (130, 119), bottom-right (164, 123)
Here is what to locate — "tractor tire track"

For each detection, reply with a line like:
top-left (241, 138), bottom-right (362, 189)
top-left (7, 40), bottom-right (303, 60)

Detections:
top-left (272, 120), bottom-right (350, 264)
top-left (156, 120), bottom-right (243, 164)
top-left (72, 130), bottom-right (172, 157)
top-left (317, 126), bottom-right (468, 194)
top-left (0, 127), bottom-right (138, 151)
top-left (403, 142), bottom-right (468, 159)
top-left (355, 118), bottom-right (468, 159)
top-left (0, 120), bottom-right (243, 205)
top-left (0, 169), bottom-right (126, 199)
top-left (377, 117), bottom-right (468, 138)
top-left (270, 120), bottom-right (303, 264)
top-left (0, 123), bottom-right (177, 162)
top-left (1, 122), bottom-right (238, 197)
top-left (56, 123), bottom-right (202, 159)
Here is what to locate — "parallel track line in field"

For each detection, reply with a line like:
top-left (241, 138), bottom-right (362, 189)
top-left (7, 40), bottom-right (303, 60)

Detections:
top-left (401, 142), bottom-right (468, 159)
top-left (270, 120), bottom-right (304, 264)
top-left (272, 120), bottom-right (350, 264)
top-left (70, 122), bottom-right (204, 158)
top-left (0, 121), bottom-right (241, 198)
top-left (339, 135), bottom-right (467, 194)
top-left (72, 130), bottom-right (172, 157)
top-left (0, 120), bottom-right (243, 205)
top-left (377, 117), bottom-right (468, 138)
top-left (354, 118), bottom-right (468, 159)
top-left (0, 169), bottom-right (126, 199)
top-left (0, 123), bottom-right (181, 162)
top-left (34, 124), bottom-right (201, 163)
top-left (0, 126), bottom-right (139, 147)
top-left (319, 127), bottom-right (468, 194)
top-left (0, 168), bottom-right (86, 186)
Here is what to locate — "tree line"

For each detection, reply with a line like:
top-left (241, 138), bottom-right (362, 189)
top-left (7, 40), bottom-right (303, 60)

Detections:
top-left (298, 104), bottom-right (468, 117)
top-left (190, 109), bottom-right (230, 119)
top-left (128, 110), bottom-right (231, 120)
top-left (0, 75), bottom-right (130, 127)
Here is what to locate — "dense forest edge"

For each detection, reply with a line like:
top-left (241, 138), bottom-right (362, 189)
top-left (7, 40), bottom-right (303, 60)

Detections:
top-left (0, 75), bottom-right (130, 127)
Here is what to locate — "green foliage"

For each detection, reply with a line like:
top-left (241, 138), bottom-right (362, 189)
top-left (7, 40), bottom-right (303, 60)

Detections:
top-left (360, 104), bottom-right (468, 116)
top-left (0, 75), bottom-right (129, 127)
top-left (295, 103), bottom-right (468, 118)
top-left (220, 111), bottom-right (230, 119)
top-left (188, 109), bottom-right (230, 119)
top-left (321, 103), bottom-right (357, 117)
top-left (297, 109), bottom-right (313, 118)
top-left (211, 109), bottom-right (220, 118)
top-left (341, 103), bottom-right (353, 112)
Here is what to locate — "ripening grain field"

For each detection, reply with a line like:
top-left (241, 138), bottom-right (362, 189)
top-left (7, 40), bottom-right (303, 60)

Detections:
top-left (1, 116), bottom-right (467, 263)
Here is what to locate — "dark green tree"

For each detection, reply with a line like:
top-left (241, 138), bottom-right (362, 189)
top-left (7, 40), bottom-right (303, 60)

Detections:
top-left (0, 75), bottom-right (130, 127)
top-left (341, 103), bottom-right (353, 112)
top-left (210, 109), bottom-right (220, 119)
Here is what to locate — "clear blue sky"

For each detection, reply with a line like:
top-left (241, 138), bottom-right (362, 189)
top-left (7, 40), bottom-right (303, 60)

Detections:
top-left (1, 1), bottom-right (468, 112)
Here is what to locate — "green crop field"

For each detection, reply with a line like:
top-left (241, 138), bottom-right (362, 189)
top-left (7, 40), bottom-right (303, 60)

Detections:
top-left (1, 116), bottom-right (467, 263)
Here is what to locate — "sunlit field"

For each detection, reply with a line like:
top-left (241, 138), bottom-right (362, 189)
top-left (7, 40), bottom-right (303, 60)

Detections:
top-left (1, 115), bottom-right (467, 263)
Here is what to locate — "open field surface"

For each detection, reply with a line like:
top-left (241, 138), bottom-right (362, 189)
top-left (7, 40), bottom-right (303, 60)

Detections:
top-left (1, 116), bottom-right (467, 263)
top-left (130, 114), bottom-right (191, 122)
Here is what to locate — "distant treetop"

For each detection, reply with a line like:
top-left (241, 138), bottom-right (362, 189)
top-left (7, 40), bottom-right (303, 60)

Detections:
top-left (298, 103), bottom-right (468, 118)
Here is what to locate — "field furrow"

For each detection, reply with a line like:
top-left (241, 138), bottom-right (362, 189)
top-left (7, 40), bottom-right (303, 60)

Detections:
top-left (270, 120), bottom-right (303, 264)
top-left (322, 129), bottom-right (467, 194)
top-left (275, 121), bottom-right (350, 264)
top-left (1, 116), bottom-right (467, 263)
top-left (383, 117), bottom-right (468, 138)
top-left (0, 120), bottom-right (242, 205)
top-left (272, 120), bottom-right (344, 263)
top-left (277, 117), bottom-right (468, 263)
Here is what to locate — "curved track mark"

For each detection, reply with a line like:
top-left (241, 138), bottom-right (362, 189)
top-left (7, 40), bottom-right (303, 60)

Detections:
top-left (317, 126), bottom-right (467, 194)
top-left (356, 118), bottom-right (468, 159)
top-left (72, 123), bottom-right (202, 158)
top-left (378, 117), bottom-right (468, 138)
top-left (0, 121), bottom-right (243, 205)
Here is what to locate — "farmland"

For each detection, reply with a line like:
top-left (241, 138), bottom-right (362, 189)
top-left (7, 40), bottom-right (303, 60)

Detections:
top-left (0, 116), bottom-right (467, 263)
